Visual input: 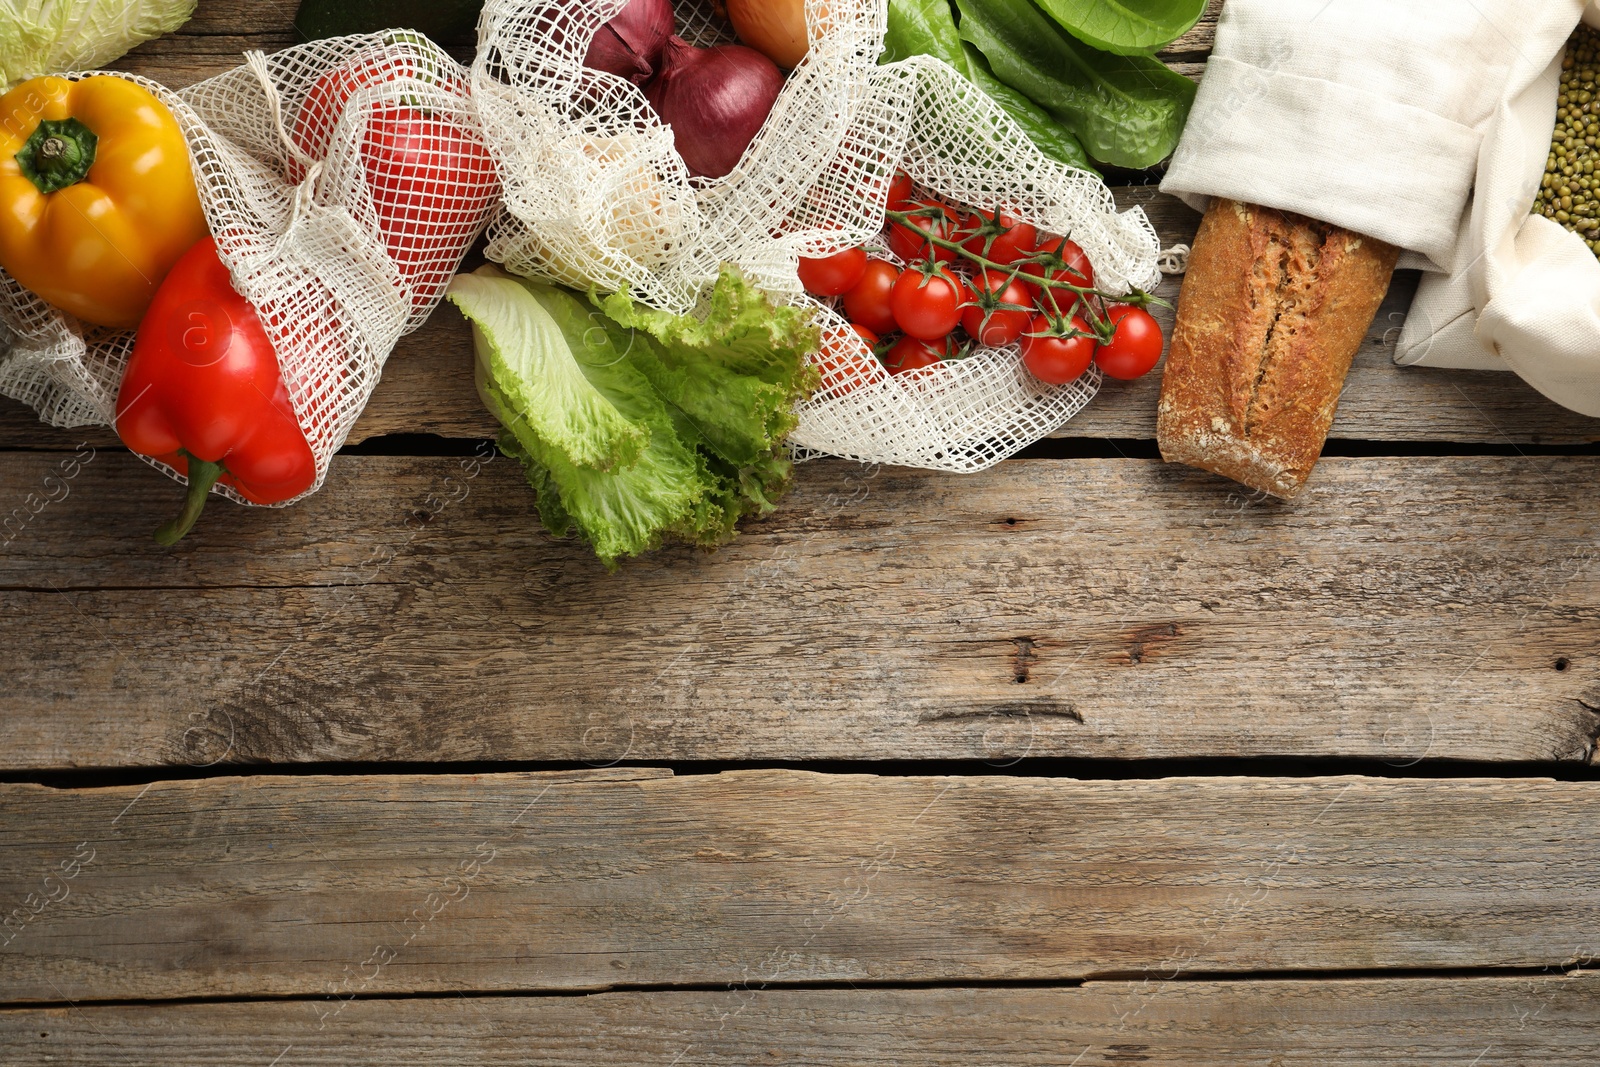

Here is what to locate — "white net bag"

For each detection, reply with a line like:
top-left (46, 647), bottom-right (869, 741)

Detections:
top-left (787, 56), bottom-right (1163, 471)
top-left (0, 262), bottom-right (132, 428)
top-left (475, 0), bottom-right (887, 308)
top-left (472, 0), bottom-right (1161, 473)
top-left (0, 33), bottom-right (500, 501)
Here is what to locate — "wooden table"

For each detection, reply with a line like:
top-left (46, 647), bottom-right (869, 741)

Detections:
top-left (4, 2), bottom-right (1599, 1061)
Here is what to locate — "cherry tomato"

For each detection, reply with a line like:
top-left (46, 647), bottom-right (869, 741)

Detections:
top-left (816, 325), bottom-right (881, 396)
top-left (959, 210), bottom-right (1037, 267)
top-left (888, 200), bottom-right (959, 265)
top-left (960, 270), bottom-right (1034, 347)
top-left (1022, 235), bottom-right (1095, 315)
top-left (798, 246), bottom-right (868, 297)
top-left (1020, 312), bottom-right (1096, 385)
top-left (887, 170), bottom-right (916, 212)
top-left (842, 259), bottom-right (901, 335)
top-left (891, 262), bottom-right (965, 341)
top-left (883, 334), bottom-right (953, 376)
top-left (1093, 304), bottom-right (1164, 380)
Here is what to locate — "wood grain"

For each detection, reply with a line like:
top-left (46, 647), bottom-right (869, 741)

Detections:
top-left (107, 0), bottom-right (476, 87)
top-left (2, 771), bottom-right (1598, 1001)
top-left (1161, 0), bottom-right (1225, 59)
top-left (3, 975), bottom-right (1597, 1065)
top-left (3, 453), bottom-right (1599, 769)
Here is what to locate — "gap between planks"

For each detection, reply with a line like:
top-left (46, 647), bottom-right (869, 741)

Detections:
top-left (3, 974), bottom-right (1592, 1067)
top-left (10, 755), bottom-right (1600, 792)
top-left (0, 964), bottom-right (1596, 1009)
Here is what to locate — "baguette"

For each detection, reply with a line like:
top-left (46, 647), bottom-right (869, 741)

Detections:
top-left (1156, 198), bottom-right (1398, 499)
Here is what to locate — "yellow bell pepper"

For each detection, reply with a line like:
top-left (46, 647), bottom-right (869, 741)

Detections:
top-left (0, 75), bottom-right (208, 330)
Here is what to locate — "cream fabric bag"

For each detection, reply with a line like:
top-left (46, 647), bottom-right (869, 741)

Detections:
top-left (1398, 3), bottom-right (1600, 419)
top-left (1159, 0), bottom-right (1599, 417)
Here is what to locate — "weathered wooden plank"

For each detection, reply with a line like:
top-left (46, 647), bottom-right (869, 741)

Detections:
top-left (6, 191), bottom-right (1592, 452)
top-left (0, 772), bottom-right (1596, 1001)
top-left (4, 453), bottom-right (1599, 768)
top-left (4, 974), bottom-right (1598, 1065)
top-left (107, 0), bottom-right (473, 88)
top-left (1161, 0), bottom-right (1224, 59)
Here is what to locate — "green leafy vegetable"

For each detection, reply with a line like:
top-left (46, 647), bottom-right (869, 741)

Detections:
top-left (448, 271), bottom-right (646, 473)
top-left (1031, 0), bottom-right (1206, 56)
top-left (0, 0), bottom-right (196, 88)
top-left (883, 0), bottom-right (1091, 171)
top-left (960, 45), bottom-right (1091, 172)
top-left (448, 265), bottom-right (819, 567)
top-left (956, 0), bottom-right (1196, 169)
top-left (884, 0), bottom-right (967, 68)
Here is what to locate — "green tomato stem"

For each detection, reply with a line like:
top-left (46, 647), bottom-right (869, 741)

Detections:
top-left (885, 207), bottom-right (1143, 339)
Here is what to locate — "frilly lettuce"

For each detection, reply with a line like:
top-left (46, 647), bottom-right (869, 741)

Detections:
top-left (447, 266), bottom-right (819, 566)
top-left (1, 0), bottom-right (197, 87)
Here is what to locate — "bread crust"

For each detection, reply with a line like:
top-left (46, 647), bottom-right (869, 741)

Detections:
top-left (1156, 198), bottom-right (1399, 499)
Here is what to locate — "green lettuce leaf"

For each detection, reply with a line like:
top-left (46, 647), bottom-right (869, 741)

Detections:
top-left (1, 0), bottom-right (197, 87)
top-left (1031, 0), bottom-right (1206, 56)
top-left (447, 265), bottom-right (820, 567)
top-left (956, 0), bottom-right (1195, 169)
top-left (448, 269), bottom-right (645, 473)
top-left (596, 271), bottom-right (818, 468)
top-left (882, 0), bottom-right (1091, 172)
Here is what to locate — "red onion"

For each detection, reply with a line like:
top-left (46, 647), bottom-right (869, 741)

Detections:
top-left (584, 0), bottom-right (675, 85)
top-left (643, 36), bottom-right (785, 179)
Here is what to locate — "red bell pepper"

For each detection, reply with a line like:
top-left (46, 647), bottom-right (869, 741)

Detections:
top-left (114, 237), bottom-right (317, 545)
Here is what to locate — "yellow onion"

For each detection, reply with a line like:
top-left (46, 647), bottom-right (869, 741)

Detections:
top-left (726, 0), bottom-right (812, 69)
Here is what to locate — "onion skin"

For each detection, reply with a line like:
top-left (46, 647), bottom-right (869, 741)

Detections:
top-left (726, 0), bottom-right (811, 69)
top-left (584, 0), bottom-right (675, 85)
top-left (644, 36), bottom-right (785, 179)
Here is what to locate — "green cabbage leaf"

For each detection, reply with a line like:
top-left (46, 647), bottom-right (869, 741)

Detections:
top-left (1, 0), bottom-right (197, 87)
top-left (957, 0), bottom-right (1196, 169)
top-left (882, 0), bottom-right (1091, 171)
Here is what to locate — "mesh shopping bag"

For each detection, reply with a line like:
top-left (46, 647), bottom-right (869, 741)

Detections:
top-left (0, 32), bottom-right (500, 501)
top-left (474, 0), bottom-right (886, 309)
top-left (471, 0), bottom-right (1163, 472)
top-left (787, 55), bottom-right (1163, 471)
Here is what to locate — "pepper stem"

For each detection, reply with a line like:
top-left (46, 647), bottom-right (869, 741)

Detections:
top-left (15, 118), bottom-right (98, 195)
top-left (155, 457), bottom-right (224, 546)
